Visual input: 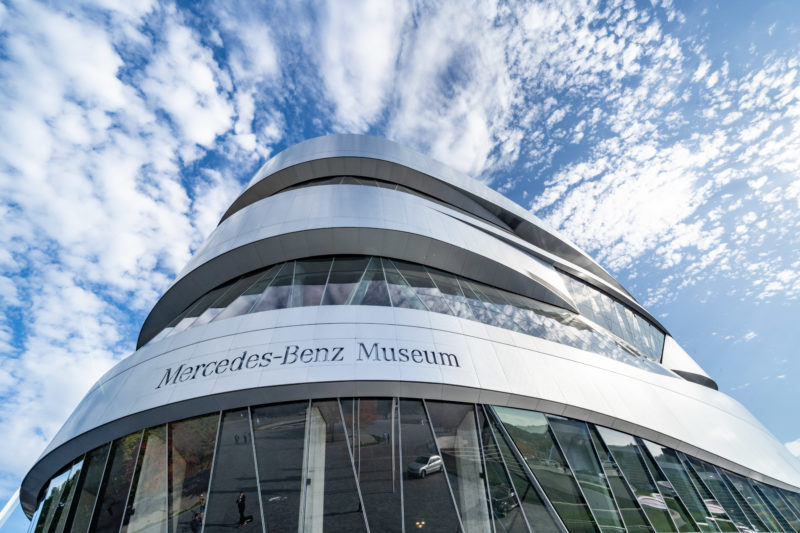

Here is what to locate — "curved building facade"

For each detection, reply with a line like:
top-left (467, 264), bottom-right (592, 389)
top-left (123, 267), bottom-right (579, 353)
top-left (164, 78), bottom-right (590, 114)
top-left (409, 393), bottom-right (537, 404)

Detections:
top-left (22, 135), bottom-right (800, 533)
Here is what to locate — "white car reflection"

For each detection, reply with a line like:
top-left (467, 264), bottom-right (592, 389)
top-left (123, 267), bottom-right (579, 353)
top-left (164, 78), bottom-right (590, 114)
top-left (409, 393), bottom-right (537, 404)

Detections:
top-left (407, 454), bottom-right (444, 478)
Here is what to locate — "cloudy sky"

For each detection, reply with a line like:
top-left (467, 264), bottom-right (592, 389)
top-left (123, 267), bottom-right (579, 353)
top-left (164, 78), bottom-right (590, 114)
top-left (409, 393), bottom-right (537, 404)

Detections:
top-left (1, 0), bottom-right (799, 527)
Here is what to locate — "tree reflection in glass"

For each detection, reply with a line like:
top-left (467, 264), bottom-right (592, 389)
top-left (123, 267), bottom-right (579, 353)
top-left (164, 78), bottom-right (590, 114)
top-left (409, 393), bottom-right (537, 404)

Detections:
top-left (121, 425), bottom-right (167, 533)
top-left (167, 414), bottom-right (218, 533)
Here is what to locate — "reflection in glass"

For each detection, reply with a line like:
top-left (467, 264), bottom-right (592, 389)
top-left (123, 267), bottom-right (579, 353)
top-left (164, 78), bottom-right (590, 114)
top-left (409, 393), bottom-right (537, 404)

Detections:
top-left (91, 431), bottom-right (143, 533)
top-left (321, 256), bottom-right (369, 305)
top-left (640, 440), bottom-right (720, 532)
top-left (213, 265), bottom-right (281, 321)
top-left (494, 406), bottom-right (597, 532)
top-left (121, 425), bottom-right (167, 533)
top-left (301, 400), bottom-right (367, 532)
top-left (425, 401), bottom-right (492, 532)
top-left (349, 258), bottom-right (391, 306)
top-left (477, 407), bottom-right (529, 532)
top-left (46, 459), bottom-right (83, 533)
top-left (488, 411), bottom-right (561, 532)
top-left (587, 427), bottom-right (654, 533)
top-left (251, 261), bottom-right (294, 312)
top-left (548, 417), bottom-right (625, 532)
top-left (671, 452), bottom-right (737, 532)
top-left (193, 272), bottom-right (263, 326)
top-left (252, 401), bottom-right (308, 532)
top-left (783, 491), bottom-right (800, 519)
top-left (63, 443), bottom-right (110, 533)
top-left (33, 466), bottom-right (71, 533)
top-left (770, 486), bottom-right (800, 532)
top-left (167, 414), bottom-right (218, 533)
top-left (751, 480), bottom-right (799, 532)
top-left (594, 427), bottom-right (678, 532)
top-left (383, 259), bottom-right (428, 311)
top-left (168, 286), bottom-right (228, 337)
top-left (722, 472), bottom-right (782, 532)
top-left (392, 260), bottom-right (455, 315)
top-left (291, 257), bottom-right (332, 307)
top-left (680, 455), bottom-right (755, 532)
top-left (341, 398), bottom-right (403, 532)
top-left (634, 438), bottom-right (698, 532)
top-left (399, 399), bottom-right (461, 532)
top-left (204, 409), bottom-right (262, 532)
top-left (147, 255), bottom-right (670, 376)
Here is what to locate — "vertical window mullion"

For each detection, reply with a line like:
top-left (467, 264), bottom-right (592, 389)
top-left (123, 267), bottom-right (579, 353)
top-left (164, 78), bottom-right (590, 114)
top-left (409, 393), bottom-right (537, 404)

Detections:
top-left (472, 406), bottom-right (497, 533)
top-left (247, 406), bottom-right (268, 533)
top-left (586, 424), bottom-right (658, 533)
top-left (199, 413), bottom-right (223, 533)
top-left (336, 399), bottom-right (371, 533)
top-left (546, 418), bottom-right (614, 531)
top-left (396, 398), bottom-right (405, 533)
top-left (479, 405), bottom-right (534, 533)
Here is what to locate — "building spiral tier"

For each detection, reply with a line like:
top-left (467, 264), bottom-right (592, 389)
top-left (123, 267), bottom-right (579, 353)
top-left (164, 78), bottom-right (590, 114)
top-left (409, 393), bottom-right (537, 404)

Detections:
top-left (21, 135), bottom-right (800, 533)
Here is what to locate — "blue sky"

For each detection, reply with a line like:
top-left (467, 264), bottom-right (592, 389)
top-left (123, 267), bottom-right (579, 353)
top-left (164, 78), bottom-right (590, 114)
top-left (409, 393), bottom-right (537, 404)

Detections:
top-left (1, 0), bottom-right (799, 528)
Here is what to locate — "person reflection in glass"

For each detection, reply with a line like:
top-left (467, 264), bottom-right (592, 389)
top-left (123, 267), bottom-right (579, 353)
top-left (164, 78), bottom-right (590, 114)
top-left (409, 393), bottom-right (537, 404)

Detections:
top-left (236, 492), bottom-right (253, 527)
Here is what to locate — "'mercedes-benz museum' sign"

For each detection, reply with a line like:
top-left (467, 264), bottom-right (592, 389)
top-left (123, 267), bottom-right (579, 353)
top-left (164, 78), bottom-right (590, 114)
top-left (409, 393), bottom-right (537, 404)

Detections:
top-left (156, 341), bottom-right (461, 389)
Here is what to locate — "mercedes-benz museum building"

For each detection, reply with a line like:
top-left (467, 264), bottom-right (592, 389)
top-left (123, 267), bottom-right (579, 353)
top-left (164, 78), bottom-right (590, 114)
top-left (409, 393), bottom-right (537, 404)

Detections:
top-left (22, 135), bottom-right (800, 533)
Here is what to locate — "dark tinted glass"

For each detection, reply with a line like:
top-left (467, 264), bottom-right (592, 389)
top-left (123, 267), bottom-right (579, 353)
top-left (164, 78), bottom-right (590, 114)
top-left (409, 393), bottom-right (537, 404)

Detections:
top-left (321, 256), bottom-right (370, 305)
top-left (91, 431), bottom-right (143, 533)
top-left (341, 398), bottom-right (403, 532)
top-left (50, 459), bottom-right (84, 533)
top-left (63, 443), bottom-right (110, 533)
top-left (167, 414), bottom-right (218, 533)
top-left (477, 407), bottom-right (529, 532)
top-left (33, 467), bottom-right (71, 533)
top-left (399, 399), bottom-right (461, 532)
top-left (303, 400), bottom-right (367, 532)
top-left (204, 409), bottom-right (262, 532)
top-left (489, 412), bottom-right (561, 532)
top-left (252, 401), bottom-right (308, 532)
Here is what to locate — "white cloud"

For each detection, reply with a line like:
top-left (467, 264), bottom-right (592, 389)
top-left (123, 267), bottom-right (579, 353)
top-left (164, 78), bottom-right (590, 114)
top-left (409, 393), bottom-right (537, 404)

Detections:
top-left (140, 15), bottom-right (234, 151)
top-left (787, 438), bottom-right (800, 457)
top-left (318, 0), bottom-right (410, 132)
top-left (0, 1), bottom-right (244, 482)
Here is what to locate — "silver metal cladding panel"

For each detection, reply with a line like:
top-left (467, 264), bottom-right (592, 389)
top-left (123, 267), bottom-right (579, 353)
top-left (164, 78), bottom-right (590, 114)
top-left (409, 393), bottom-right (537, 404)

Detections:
top-left (138, 186), bottom-right (580, 346)
top-left (223, 134), bottom-right (630, 295)
top-left (21, 304), bottom-right (800, 514)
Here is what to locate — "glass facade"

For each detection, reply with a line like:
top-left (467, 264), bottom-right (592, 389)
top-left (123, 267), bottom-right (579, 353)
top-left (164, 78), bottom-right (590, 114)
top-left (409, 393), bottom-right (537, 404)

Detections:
top-left (29, 399), bottom-right (800, 533)
top-left (148, 256), bottom-right (669, 375)
top-left (557, 273), bottom-right (664, 362)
